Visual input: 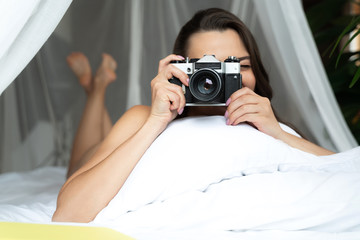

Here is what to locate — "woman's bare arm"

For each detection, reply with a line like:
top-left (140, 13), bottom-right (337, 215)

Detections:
top-left (52, 105), bottom-right (168, 222)
top-left (226, 87), bottom-right (334, 156)
top-left (275, 130), bottom-right (334, 155)
top-left (52, 54), bottom-right (189, 223)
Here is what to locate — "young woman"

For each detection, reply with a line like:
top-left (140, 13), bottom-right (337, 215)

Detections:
top-left (52, 8), bottom-right (334, 223)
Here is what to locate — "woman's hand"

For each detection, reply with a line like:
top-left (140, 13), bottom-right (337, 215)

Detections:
top-left (225, 87), bottom-right (334, 156)
top-left (150, 54), bottom-right (189, 125)
top-left (225, 87), bottom-right (283, 139)
top-left (158, 54), bottom-right (185, 73)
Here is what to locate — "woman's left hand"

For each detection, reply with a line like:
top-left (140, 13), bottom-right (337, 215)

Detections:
top-left (225, 87), bottom-right (283, 139)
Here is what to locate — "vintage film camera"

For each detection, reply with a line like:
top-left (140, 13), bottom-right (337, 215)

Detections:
top-left (169, 55), bottom-right (242, 106)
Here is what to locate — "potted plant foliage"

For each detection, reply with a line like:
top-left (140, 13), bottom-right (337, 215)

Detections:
top-left (305, 0), bottom-right (360, 144)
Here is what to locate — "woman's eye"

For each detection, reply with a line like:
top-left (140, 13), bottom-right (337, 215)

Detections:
top-left (241, 65), bottom-right (251, 69)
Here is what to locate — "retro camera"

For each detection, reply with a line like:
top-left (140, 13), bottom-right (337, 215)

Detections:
top-left (169, 55), bottom-right (242, 106)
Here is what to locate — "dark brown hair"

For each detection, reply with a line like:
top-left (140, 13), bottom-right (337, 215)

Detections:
top-left (173, 8), bottom-right (272, 99)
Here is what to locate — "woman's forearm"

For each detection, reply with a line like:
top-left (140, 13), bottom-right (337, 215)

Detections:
top-left (52, 117), bottom-right (166, 223)
top-left (277, 131), bottom-right (335, 156)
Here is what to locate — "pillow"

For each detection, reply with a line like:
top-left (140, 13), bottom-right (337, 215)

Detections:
top-left (94, 116), bottom-right (317, 221)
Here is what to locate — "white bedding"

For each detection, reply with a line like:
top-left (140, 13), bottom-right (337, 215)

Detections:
top-left (1, 116), bottom-right (360, 239)
top-left (0, 166), bottom-right (65, 222)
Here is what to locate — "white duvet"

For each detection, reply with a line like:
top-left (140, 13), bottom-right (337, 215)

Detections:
top-left (1, 116), bottom-right (360, 240)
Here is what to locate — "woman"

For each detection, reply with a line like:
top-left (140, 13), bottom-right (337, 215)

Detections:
top-left (53, 8), bottom-right (334, 223)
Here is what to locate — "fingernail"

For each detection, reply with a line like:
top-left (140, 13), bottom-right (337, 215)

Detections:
top-left (178, 108), bottom-right (184, 115)
top-left (187, 78), bottom-right (190, 85)
top-left (177, 55), bottom-right (185, 60)
top-left (226, 98), bottom-right (231, 106)
top-left (224, 111), bottom-right (228, 118)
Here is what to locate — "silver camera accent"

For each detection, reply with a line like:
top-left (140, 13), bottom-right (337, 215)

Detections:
top-left (169, 55), bottom-right (242, 106)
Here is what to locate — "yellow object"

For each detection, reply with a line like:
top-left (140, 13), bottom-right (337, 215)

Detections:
top-left (0, 222), bottom-right (134, 240)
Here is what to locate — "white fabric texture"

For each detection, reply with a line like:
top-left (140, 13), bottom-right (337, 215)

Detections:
top-left (0, 0), bottom-right (72, 95)
top-left (252, 0), bottom-right (357, 152)
top-left (94, 116), bottom-right (310, 216)
top-left (93, 117), bottom-right (360, 220)
top-left (0, 166), bottom-right (65, 222)
top-left (0, 0), bottom-right (73, 173)
top-left (92, 117), bottom-right (360, 239)
top-left (0, 0), bottom-right (358, 173)
top-left (1, 117), bottom-right (359, 239)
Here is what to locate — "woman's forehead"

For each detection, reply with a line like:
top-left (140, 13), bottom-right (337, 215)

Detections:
top-left (186, 29), bottom-right (249, 61)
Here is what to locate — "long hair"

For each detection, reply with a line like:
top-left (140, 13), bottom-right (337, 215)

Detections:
top-left (173, 8), bottom-right (272, 100)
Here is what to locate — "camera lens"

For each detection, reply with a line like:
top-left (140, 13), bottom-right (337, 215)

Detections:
top-left (189, 68), bottom-right (222, 102)
top-left (203, 79), bottom-right (213, 91)
top-left (198, 78), bottom-right (214, 94)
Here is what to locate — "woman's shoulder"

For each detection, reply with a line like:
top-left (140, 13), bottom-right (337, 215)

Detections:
top-left (127, 104), bottom-right (151, 114)
top-left (121, 105), bottom-right (151, 122)
top-left (109, 105), bottom-right (151, 142)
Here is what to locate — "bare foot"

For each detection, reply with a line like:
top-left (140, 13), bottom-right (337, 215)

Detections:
top-left (66, 52), bottom-right (92, 93)
top-left (93, 53), bottom-right (117, 91)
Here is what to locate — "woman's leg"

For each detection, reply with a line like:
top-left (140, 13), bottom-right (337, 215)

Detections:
top-left (66, 52), bottom-right (117, 178)
top-left (95, 54), bottom-right (117, 138)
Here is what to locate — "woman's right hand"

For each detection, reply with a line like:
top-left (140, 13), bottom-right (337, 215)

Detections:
top-left (149, 54), bottom-right (189, 125)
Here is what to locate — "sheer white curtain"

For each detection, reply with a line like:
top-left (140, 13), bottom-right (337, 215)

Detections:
top-left (0, 0), bottom-right (72, 172)
top-left (0, 0), bottom-right (357, 173)
top-left (0, 0), bottom-right (72, 94)
top-left (251, 0), bottom-right (357, 151)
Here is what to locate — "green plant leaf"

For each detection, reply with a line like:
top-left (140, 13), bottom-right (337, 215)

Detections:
top-left (330, 16), bottom-right (360, 58)
top-left (336, 28), bottom-right (360, 67)
top-left (350, 66), bottom-right (360, 87)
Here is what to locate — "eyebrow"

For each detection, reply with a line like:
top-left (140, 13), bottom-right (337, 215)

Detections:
top-left (238, 56), bottom-right (250, 61)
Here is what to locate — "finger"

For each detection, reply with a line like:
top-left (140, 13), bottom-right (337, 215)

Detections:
top-left (230, 113), bottom-right (259, 126)
top-left (166, 83), bottom-right (186, 113)
top-left (165, 87), bottom-right (186, 115)
top-left (154, 83), bottom-right (185, 113)
top-left (164, 64), bottom-right (189, 86)
top-left (151, 72), bottom-right (186, 108)
top-left (165, 91), bottom-right (181, 111)
top-left (227, 94), bottom-right (260, 116)
top-left (158, 54), bottom-right (185, 73)
top-left (227, 103), bottom-right (260, 125)
top-left (227, 87), bottom-right (258, 105)
top-left (173, 88), bottom-right (186, 114)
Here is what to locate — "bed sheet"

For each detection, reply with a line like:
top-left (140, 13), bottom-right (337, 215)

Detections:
top-left (0, 116), bottom-right (360, 240)
top-left (1, 166), bottom-right (359, 240)
top-left (0, 166), bottom-right (65, 222)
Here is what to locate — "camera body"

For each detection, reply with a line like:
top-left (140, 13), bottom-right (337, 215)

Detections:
top-left (169, 55), bottom-right (242, 106)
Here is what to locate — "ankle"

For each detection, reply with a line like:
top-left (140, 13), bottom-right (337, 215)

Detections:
top-left (87, 88), bottom-right (106, 99)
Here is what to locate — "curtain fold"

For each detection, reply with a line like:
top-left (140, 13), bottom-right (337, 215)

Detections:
top-left (0, 0), bottom-right (72, 95)
top-left (0, 0), bottom-right (357, 173)
top-left (0, 0), bottom-right (72, 172)
top-left (126, 0), bottom-right (144, 109)
top-left (252, 0), bottom-right (357, 151)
